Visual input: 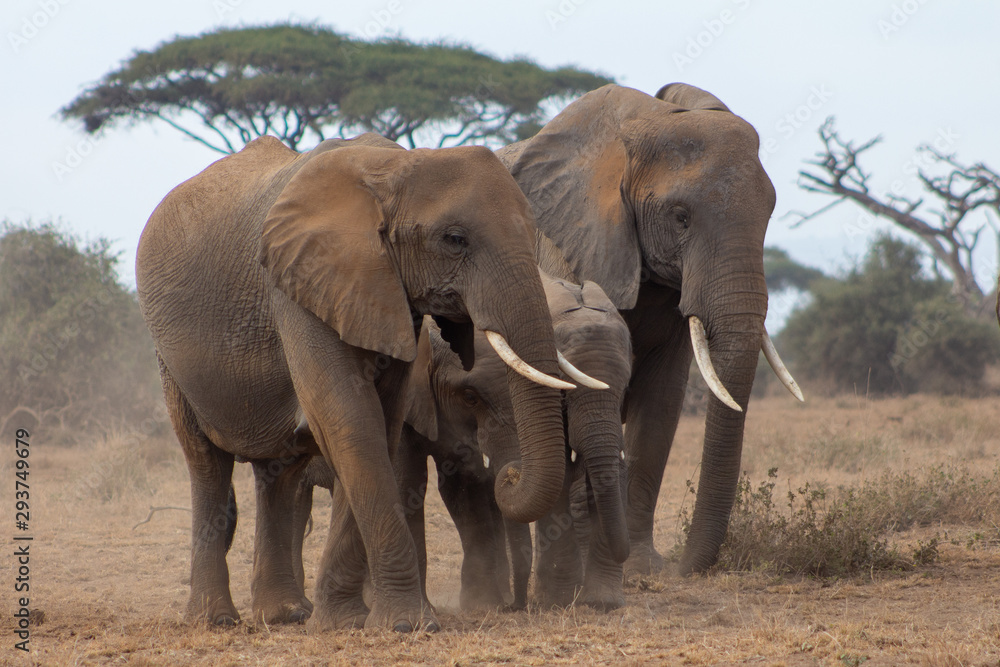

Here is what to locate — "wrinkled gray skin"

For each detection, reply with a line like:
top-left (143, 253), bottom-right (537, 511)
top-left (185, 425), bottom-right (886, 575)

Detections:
top-left (136, 134), bottom-right (569, 632)
top-left (292, 269), bottom-right (634, 611)
top-left (497, 83), bottom-right (778, 576)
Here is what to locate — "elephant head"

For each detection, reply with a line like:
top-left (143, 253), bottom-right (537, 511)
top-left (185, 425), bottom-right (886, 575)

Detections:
top-left (501, 84), bottom-right (802, 573)
top-left (258, 141), bottom-right (593, 523)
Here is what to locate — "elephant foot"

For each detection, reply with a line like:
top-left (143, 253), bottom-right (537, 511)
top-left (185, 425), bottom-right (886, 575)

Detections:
top-left (460, 581), bottom-right (507, 611)
top-left (186, 593), bottom-right (240, 627)
top-left (365, 598), bottom-right (439, 632)
top-left (253, 596), bottom-right (313, 625)
top-left (579, 559), bottom-right (625, 611)
top-left (535, 581), bottom-right (582, 609)
top-left (308, 599), bottom-right (370, 632)
top-left (624, 540), bottom-right (664, 577)
top-left (580, 580), bottom-right (625, 611)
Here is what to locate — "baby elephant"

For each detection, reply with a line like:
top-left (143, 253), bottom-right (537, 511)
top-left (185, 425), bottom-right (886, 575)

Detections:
top-left (293, 268), bottom-right (634, 611)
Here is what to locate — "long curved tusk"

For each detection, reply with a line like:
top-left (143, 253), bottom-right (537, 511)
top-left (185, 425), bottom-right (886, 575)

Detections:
top-left (689, 316), bottom-right (742, 413)
top-left (557, 351), bottom-right (610, 390)
top-left (761, 329), bottom-right (805, 402)
top-left (484, 331), bottom-right (576, 391)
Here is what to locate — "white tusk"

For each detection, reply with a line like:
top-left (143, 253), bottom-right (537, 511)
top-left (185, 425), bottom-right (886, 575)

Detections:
top-left (482, 453), bottom-right (491, 468)
top-left (557, 351), bottom-right (610, 390)
top-left (570, 449), bottom-right (577, 463)
top-left (484, 331), bottom-right (576, 391)
top-left (689, 316), bottom-right (743, 413)
top-left (620, 450), bottom-right (625, 461)
top-left (761, 330), bottom-right (805, 403)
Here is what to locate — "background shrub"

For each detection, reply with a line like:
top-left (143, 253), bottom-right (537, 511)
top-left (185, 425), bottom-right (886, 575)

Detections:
top-left (778, 234), bottom-right (1000, 395)
top-left (0, 220), bottom-right (162, 438)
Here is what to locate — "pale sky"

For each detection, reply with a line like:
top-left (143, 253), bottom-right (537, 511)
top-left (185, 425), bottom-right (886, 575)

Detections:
top-left (4, 1), bottom-right (999, 329)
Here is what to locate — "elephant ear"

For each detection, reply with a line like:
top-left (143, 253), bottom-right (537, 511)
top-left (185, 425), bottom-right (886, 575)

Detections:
top-left (508, 85), bottom-right (642, 310)
top-left (260, 146), bottom-right (418, 362)
top-left (404, 317), bottom-right (439, 442)
top-left (654, 83), bottom-right (731, 112)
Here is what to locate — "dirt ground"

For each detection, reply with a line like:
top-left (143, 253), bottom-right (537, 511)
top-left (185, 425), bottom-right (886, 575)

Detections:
top-left (4, 394), bottom-right (1000, 665)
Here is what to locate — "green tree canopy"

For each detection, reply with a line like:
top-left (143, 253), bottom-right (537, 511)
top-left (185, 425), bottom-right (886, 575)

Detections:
top-left (0, 221), bottom-right (161, 436)
top-left (764, 246), bottom-right (826, 293)
top-left (779, 234), bottom-right (1000, 396)
top-left (61, 23), bottom-right (613, 152)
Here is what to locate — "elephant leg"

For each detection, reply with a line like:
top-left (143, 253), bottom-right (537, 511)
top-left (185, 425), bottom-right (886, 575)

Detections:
top-left (393, 428), bottom-right (429, 604)
top-left (311, 482), bottom-right (372, 630)
top-left (623, 314), bottom-right (692, 577)
top-left (503, 517), bottom-right (531, 611)
top-left (534, 468), bottom-right (584, 608)
top-left (488, 500), bottom-right (512, 607)
top-left (161, 363), bottom-right (239, 626)
top-left (290, 476), bottom-right (314, 607)
top-left (434, 451), bottom-right (506, 610)
top-left (250, 450), bottom-right (312, 624)
top-left (579, 474), bottom-right (625, 610)
top-left (279, 307), bottom-right (433, 632)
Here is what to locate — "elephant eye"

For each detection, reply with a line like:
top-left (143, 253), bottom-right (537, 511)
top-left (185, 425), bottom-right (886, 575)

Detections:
top-left (672, 207), bottom-right (691, 229)
top-left (443, 230), bottom-right (468, 248)
top-left (460, 388), bottom-right (479, 407)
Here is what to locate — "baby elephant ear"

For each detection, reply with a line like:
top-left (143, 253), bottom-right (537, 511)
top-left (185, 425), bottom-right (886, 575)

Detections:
top-left (260, 147), bottom-right (418, 362)
top-left (404, 317), bottom-right (439, 442)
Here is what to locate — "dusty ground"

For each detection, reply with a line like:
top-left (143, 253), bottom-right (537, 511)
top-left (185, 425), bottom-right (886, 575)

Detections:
top-left (4, 394), bottom-right (1000, 665)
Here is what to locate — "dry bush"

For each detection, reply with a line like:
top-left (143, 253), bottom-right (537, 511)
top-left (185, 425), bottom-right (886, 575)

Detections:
top-left (0, 220), bottom-right (162, 441)
top-left (695, 463), bottom-right (1000, 577)
top-left (700, 469), bottom-right (905, 576)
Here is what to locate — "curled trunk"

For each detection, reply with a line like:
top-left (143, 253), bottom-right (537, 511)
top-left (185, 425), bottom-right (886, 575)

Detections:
top-left (469, 269), bottom-right (567, 524)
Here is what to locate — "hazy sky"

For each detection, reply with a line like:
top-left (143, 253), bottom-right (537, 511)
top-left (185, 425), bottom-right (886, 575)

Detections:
top-left (4, 0), bottom-right (999, 328)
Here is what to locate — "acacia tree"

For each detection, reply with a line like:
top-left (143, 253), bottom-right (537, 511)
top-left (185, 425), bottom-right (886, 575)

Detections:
top-left (61, 24), bottom-right (612, 153)
top-left (792, 118), bottom-right (1000, 318)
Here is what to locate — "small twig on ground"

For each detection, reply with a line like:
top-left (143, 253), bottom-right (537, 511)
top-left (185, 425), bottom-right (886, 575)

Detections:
top-left (132, 505), bottom-right (191, 530)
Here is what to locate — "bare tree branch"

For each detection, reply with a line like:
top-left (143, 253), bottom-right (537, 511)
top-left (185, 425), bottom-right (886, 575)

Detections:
top-left (794, 116), bottom-right (1000, 316)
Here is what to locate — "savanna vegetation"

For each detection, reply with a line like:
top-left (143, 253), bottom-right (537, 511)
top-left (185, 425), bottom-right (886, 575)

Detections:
top-left (0, 221), bottom-right (162, 440)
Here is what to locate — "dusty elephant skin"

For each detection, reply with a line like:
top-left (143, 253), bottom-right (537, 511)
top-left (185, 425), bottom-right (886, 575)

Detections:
top-left (293, 268), bottom-right (634, 613)
top-left (135, 134), bottom-right (570, 632)
top-left (498, 83), bottom-right (795, 576)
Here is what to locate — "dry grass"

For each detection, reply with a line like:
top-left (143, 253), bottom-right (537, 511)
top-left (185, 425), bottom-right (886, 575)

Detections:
top-left (5, 394), bottom-right (1000, 664)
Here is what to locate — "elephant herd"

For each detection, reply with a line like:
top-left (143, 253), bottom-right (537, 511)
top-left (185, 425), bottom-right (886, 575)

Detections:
top-left (136, 83), bottom-right (803, 632)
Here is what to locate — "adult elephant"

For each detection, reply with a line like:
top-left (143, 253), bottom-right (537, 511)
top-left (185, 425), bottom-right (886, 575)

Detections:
top-left (293, 266), bottom-right (633, 612)
top-left (136, 133), bottom-right (592, 631)
top-left (497, 83), bottom-right (803, 576)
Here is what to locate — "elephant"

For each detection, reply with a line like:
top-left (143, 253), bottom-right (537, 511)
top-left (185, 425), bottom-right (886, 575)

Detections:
top-left (495, 83), bottom-right (803, 577)
top-left (135, 133), bottom-right (608, 631)
top-left (291, 265), bottom-right (634, 612)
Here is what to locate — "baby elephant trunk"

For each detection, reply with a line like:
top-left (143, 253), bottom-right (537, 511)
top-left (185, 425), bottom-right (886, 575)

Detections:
top-left (567, 388), bottom-right (629, 563)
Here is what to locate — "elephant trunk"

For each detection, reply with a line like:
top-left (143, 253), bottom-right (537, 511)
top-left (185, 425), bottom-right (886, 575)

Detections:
top-left (567, 388), bottom-right (629, 564)
top-left (469, 270), bottom-right (567, 524)
top-left (678, 250), bottom-right (767, 574)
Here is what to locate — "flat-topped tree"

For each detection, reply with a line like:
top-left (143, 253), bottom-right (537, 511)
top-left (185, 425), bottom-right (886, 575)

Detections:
top-left (61, 23), bottom-right (612, 153)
